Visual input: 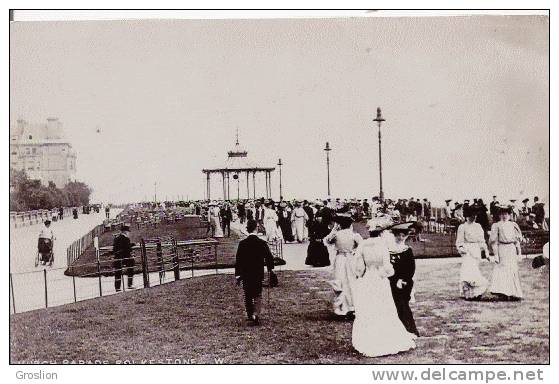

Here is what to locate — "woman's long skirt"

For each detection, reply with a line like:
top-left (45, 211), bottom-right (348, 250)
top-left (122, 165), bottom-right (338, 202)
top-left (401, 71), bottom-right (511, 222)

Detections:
top-left (459, 243), bottom-right (488, 298)
top-left (306, 240), bottom-right (330, 267)
top-left (489, 243), bottom-right (523, 298)
top-left (330, 251), bottom-right (355, 315)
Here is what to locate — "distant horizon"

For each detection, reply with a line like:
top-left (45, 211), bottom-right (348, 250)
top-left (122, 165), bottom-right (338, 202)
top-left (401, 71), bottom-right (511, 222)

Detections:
top-left (10, 16), bottom-right (549, 207)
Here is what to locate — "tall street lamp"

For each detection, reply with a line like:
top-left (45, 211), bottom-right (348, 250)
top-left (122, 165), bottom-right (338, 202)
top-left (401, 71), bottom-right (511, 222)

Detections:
top-left (324, 142), bottom-right (332, 197)
top-left (373, 107), bottom-right (385, 200)
top-left (277, 158), bottom-right (283, 200)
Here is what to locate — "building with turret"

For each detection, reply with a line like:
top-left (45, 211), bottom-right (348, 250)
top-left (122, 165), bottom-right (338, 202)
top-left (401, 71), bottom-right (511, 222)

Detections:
top-left (10, 117), bottom-right (76, 188)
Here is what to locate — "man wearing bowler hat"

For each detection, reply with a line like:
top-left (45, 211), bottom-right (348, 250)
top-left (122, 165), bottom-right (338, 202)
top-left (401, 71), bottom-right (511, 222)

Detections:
top-left (113, 224), bottom-right (136, 291)
top-left (235, 219), bottom-right (275, 325)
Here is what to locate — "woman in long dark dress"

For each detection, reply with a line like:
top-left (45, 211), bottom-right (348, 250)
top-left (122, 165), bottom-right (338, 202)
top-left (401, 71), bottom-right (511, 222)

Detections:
top-left (305, 215), bottom-right (331, 267)
top-left (277, 202), bottom-right (294, 243)
top-left (388, 222), bottom-right (420, 337)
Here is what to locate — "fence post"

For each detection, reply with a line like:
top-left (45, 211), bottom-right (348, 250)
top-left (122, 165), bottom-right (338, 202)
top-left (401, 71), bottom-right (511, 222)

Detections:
top-left (43, 269), bottom-right (48, 308)
top-left (172, 239), bottom-right (180, 281)
top-left (141, 239), bottom-right (150, 288)
top-left (72, 275), bottom-right (77, 303)
top-left (215, 243), bottom-right (218, 274)
top-left (10, 273), bottom-right (16, 314)
top-left (96, 249), bottom-right (102, 297)
top-left (157, 240), bottom-right (163, 284)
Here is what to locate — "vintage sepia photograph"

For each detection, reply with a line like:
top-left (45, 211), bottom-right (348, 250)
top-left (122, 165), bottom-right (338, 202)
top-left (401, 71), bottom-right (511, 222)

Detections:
top-left (8, 9), bottom-right (549, 368)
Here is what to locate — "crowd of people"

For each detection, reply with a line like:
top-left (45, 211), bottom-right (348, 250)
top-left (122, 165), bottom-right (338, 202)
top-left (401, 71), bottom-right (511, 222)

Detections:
top-left (89, 195), bottom-right (547, 358)
top-left (185, 194), bottom-right (548, 246)
top-left (218, 195), bottom-right (547, 358)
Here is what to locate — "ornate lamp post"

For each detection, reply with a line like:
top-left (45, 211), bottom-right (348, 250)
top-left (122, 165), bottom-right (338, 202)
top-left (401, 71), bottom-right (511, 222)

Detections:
top-left (277, 158), bottom-right (283, 200)
top-left (324, 142), bottom-right (332, 197)
top-left (373, 107), bottom-right (385, 201)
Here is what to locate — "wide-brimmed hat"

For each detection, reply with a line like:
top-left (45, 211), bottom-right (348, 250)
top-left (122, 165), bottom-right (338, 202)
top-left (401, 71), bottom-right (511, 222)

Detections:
top-left (334, 212), bottom-right (353, 227)
top-left (389, 221), bottom-right (415, 234)
top-left (522, 198), bottom-right (530, 203)
top-left (463, 205), bottom-right (476, 217)
top-left (499, 205), bottom-right (513, 214)
top-left (120, 224), bottom-right (130, 232)
top-left (44, 219), bottom-right (51, 225)
top-left (366, 218), bottom-right (391, 232)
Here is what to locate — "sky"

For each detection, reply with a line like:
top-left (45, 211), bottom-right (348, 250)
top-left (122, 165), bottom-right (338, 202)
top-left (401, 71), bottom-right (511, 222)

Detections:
top-left (9, 15), bottom-right (549, 206)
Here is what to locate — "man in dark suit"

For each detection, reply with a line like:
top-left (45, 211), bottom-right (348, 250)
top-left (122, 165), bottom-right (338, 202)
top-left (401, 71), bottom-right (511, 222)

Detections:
top-left (422, 198), bottom-right (431, 220)
top-left (362, 199), bottom-right (370, 218)
top-left (490, 195), bottom-right (499, 223)
top-left (532, 196), bottom-right (546, 229)
top-left (319, 200), bottom-right (334, 227)
top-left (254, 202), bottom-right (265, 233)
top-left (220, 202), bottom-right (233, 237)
top-left (237, 201), bottom-right (246, 224)
top-left (520, 198), bottom-right (531, 218)
top-left (475, 198), bottom-right (490, 238)
top-left (113, 224), bottom-right (136, 291)
top-left (235, 220), bottom-right (274, 325)
top-left (303, 200), bottom-right (314, 240)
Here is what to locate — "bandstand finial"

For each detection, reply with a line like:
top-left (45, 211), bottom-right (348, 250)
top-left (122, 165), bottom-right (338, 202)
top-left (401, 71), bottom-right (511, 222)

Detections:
top-left (235, 128), bottom-right (239, 145)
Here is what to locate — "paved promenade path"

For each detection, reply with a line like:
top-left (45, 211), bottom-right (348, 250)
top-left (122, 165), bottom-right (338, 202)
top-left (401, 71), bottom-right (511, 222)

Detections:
top-left (10, 210), bottom-right (121, 313)
top-left (11, 211), bottom-right (225, 313)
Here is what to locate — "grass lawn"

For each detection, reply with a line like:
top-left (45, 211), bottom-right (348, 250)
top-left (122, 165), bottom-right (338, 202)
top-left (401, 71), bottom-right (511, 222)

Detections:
top-left (66, 218), bottom-right (240, 277)
top-left (11, 257), bottom-right (548, 364)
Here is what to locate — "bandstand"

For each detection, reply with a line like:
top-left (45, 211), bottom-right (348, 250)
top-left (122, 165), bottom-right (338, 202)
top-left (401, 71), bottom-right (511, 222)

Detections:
top-left (202, 134), bottom-right (275, 200)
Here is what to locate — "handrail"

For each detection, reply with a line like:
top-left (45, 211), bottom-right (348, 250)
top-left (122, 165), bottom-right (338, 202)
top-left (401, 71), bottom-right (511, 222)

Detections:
top-left (97, 238), bottom-right (219, 252)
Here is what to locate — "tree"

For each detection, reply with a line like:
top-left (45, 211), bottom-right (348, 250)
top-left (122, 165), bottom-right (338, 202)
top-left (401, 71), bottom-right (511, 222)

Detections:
top-left (9, 167), bottom-right (92, 211)
top-left (63, 181), bottom-right (92, 206)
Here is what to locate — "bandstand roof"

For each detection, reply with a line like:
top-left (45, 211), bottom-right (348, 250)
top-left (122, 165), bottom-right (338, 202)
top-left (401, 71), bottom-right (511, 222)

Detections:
top-left (202, 134), bottom-right (275, 174)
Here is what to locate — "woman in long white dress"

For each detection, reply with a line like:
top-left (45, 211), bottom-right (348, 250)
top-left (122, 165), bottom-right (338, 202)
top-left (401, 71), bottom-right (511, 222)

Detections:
top-left (209, 203), bottom-right (224, 238)
top-left (263, 202), bottom-right (279, 242)
top-left (455, 207), bottom-right (489, 300)
top-left (291, 202), bottom-right (308, 243)
top-left (351, 227), bottom-right (416, 357)
top-left (489, 206), bottom-right (523, 300)
top-left (324, 215), bottom-right (363, 316)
